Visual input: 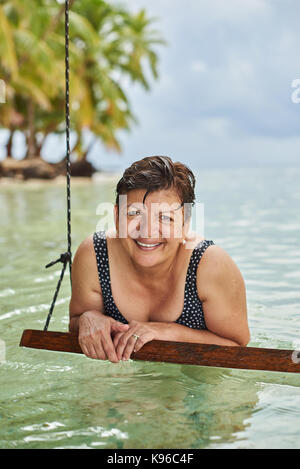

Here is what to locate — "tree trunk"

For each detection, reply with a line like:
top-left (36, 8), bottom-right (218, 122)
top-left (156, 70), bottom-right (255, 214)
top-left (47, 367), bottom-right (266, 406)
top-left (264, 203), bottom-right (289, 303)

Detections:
top-left (6, 130), bottom-right (14, 157)
top-left (35, 132), bottom-right (49, 158)
top-left (26, 98), bottom-right (37, 159)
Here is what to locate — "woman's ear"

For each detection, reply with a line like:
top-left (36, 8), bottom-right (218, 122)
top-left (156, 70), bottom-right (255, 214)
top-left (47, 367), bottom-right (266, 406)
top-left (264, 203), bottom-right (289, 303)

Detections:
top-left (114, 204), bottom-right (119, 231)
top-left (183, 217), bottom-right (191, 238)
top-left (182, 217), bottom-right (196, 248)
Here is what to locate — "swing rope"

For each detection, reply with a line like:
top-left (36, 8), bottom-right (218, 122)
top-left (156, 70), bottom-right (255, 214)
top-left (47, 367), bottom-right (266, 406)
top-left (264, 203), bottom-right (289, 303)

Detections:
top-left (44, 0), bottom-right (72, 331)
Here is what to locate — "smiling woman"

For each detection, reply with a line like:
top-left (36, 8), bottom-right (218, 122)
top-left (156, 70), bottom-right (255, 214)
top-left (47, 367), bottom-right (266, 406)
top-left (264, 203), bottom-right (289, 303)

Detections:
top-left (69, 155), bottom-right (250, 362)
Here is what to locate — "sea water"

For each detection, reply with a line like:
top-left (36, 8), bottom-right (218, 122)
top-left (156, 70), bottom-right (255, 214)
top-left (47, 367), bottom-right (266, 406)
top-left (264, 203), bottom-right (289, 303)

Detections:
top-left (0, 167), bottom-right (300, 449)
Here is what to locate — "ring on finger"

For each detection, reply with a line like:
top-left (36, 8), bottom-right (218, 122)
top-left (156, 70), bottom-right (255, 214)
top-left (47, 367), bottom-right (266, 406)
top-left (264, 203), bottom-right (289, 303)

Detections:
top-left (132, 333), bottom-right (139, 340)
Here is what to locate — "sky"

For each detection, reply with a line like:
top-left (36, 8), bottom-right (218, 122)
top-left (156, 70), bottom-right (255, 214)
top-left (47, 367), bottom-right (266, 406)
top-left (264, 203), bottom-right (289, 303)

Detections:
top-left (2, 0), bottom-right (300, 171)
top-left (96, 0), bottom-right (300, 171)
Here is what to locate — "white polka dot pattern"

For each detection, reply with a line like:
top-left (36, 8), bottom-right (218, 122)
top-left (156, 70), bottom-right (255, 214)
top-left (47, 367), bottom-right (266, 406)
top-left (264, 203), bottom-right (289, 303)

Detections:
top-left (93, 231), bottom-right (215, 330)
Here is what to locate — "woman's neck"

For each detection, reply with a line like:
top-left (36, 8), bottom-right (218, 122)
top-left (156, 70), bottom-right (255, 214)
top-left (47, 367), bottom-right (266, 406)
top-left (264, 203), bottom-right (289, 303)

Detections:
top-left (132, 254), bottom-right (178, 288)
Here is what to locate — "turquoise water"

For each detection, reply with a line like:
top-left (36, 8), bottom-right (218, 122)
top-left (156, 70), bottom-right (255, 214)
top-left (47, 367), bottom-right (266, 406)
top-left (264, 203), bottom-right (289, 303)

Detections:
top-left (0, 167), bottom-right (300, 449)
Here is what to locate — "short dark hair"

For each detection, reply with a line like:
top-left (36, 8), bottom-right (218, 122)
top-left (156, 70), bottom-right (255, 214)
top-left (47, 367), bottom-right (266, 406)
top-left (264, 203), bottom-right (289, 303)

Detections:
top-left (115, 156), bottom-right (195, 219)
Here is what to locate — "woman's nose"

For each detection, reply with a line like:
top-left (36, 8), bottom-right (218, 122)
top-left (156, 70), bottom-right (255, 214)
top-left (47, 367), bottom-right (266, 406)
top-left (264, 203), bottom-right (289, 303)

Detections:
top-left (138, 213), bottom-right (160, 238)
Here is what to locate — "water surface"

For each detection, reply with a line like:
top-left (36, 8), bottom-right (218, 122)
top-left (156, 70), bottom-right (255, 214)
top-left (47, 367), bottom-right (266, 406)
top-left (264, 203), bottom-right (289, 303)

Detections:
top-left (0, 167), bottom-right (300, 449)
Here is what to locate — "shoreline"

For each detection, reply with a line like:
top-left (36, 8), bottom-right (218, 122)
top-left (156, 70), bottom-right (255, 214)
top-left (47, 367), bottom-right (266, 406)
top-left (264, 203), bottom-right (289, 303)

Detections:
top-left (0, 171), bottom-right (121, 186)
top-left (0, 157), bottom-right (121, 185)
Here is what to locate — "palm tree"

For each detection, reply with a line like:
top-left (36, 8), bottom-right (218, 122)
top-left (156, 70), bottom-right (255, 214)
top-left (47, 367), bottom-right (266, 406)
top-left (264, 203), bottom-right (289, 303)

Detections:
top-left (0, 0), bottom-right (165, 165)
top-left (0, 0), bottom-right (66, 158)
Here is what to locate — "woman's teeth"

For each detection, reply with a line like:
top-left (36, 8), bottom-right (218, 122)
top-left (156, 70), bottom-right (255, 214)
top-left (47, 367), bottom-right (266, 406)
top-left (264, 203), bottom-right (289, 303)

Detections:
top-left (136, 241), bottom-right (161, 248)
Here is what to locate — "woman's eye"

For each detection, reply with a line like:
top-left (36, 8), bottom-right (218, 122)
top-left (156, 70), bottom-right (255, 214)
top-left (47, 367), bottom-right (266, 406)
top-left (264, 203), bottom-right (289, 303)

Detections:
top-left (160, 214), bottom-right (173, 222)
top-left (127, 210), bottom-right (141, 216)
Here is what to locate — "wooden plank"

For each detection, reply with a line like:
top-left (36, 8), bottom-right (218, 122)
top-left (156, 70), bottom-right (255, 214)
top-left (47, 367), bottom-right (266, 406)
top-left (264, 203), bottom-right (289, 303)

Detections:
top-left (20, 329), bottom-right (82, 354)
top-left (20, 329), bottom-right (300, 373)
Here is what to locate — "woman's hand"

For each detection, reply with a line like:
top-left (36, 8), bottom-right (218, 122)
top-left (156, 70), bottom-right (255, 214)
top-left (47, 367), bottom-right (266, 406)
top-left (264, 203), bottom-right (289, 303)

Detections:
top-left (112, 320), bottom-right (158, 361)
top-left (78, 310), bottom-right (129, 362)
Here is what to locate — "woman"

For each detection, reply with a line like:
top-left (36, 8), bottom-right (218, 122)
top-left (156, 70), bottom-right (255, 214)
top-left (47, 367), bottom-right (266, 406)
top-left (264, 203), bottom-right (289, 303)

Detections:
top-left (69, 156), bottom-right (250, 362)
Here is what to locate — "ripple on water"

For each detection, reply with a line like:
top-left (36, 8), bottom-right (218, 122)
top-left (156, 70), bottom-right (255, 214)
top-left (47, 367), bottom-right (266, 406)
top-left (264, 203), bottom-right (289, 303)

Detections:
top-left (0, 297), bottom-right (69, 321)
top-left (0, 288), bottom-right (16, 298)
top-left (21, 425), bottom-right (128, 445)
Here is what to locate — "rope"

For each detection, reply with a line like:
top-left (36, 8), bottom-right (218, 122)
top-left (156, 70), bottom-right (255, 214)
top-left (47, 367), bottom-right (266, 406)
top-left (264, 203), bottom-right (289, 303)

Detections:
top-left (44, 0), bottom-right (72, 331)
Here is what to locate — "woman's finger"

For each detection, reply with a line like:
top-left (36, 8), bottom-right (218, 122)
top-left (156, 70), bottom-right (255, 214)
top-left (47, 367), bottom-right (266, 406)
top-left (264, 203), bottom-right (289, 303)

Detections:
top-left (82, 341), bottom-right (97, 359)
top-left (133, 334), bottom-right (149, 353)
top-left (101, 334), bottom-right (119, 363)
top-left (92, 337), bottom-right (107, 360)
top-left (89, 343), bottom-right (99, 359)
top-left (122, 333), bottom-right (141, 360)
top-left (78, 336), bottom-right (92, 358)
top-left (113, 331), bottom-right (124, 350)
top-left (110, 320), bottom-right (130, 334)
top-left (116, 328), bottom-right (137, 360)
top-left (79, 341), bottom-right (90, 358)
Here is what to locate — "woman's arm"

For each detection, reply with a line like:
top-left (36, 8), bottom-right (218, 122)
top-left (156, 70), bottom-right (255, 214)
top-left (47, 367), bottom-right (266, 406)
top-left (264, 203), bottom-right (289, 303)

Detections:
top-left (196, 244), bottom-right (250, 346)
top-left (69, 235), bottom-right (104, 334)
top-left (69, 235), bottom-right (129, 361)
top-left (141, 321), bottom-right (241, 346)
top-left (114, 319), bottom-right (242, 361)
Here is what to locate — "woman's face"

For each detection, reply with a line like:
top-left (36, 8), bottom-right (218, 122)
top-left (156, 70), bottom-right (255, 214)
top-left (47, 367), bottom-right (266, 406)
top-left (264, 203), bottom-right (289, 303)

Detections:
top-left (115, 188), bottom-right (189, 267)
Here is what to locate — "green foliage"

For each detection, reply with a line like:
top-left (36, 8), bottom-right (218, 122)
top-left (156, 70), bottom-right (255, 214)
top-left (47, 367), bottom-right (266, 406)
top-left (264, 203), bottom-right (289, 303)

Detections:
top-left (0, 0), bottom-right (165, 159)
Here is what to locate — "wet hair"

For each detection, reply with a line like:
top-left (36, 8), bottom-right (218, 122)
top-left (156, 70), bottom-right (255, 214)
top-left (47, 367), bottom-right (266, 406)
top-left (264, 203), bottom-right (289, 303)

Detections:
top-left (115, 155), bottom-right (195, 219)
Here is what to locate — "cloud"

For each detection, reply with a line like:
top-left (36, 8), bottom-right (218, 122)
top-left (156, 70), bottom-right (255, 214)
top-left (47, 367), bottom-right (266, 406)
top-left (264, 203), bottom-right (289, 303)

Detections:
top-left (91, 1), bottom-right (300, 169)
top-left (190, 60), bottom-right (208, 74)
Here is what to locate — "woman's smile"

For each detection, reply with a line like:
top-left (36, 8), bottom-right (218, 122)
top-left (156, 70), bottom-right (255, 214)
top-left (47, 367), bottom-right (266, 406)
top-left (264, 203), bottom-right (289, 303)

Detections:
top-left (134, 238), bottom-right (164, 251)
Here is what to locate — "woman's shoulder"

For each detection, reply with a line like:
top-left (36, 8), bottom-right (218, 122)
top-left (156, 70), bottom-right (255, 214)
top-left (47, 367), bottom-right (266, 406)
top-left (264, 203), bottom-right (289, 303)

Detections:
top-left (184, 230), bottom-right (243, 289)
top-left (75, 230), bottom-right (110, 258)
top-left (73, 233), bottom-right (97, 261)
top-left (196, 241), bottom-right (245, 295)
top-left (184, 230), bottom-right (214, 250)
top-left (71, 233), bottom-right (102, 293)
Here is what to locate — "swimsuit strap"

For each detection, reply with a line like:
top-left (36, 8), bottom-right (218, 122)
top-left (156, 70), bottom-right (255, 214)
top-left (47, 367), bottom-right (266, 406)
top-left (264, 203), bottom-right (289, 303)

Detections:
top-left (93, 230), bottom-right (128, 324)
top-left (176, 239), bottom-right (215, 329)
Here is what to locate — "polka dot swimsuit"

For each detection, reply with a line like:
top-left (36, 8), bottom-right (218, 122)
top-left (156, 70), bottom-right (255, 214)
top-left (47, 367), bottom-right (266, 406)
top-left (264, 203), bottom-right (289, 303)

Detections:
top-left (93, 231), bottom-right (215, 330)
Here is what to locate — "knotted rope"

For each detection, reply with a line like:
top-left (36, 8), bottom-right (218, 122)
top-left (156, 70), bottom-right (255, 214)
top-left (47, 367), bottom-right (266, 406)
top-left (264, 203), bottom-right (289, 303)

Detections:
top-left (44, 0), bottom-right (72, 331)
